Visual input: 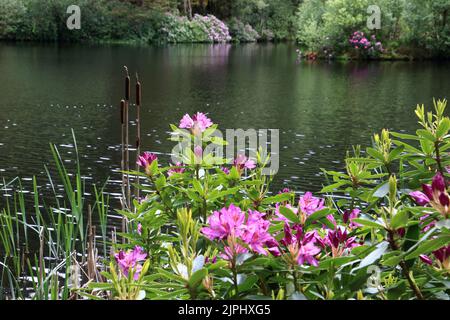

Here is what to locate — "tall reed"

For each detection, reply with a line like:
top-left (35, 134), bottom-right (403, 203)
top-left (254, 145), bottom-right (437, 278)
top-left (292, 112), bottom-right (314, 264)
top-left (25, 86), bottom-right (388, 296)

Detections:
top-left (0, 132), bottom-right (110, 300)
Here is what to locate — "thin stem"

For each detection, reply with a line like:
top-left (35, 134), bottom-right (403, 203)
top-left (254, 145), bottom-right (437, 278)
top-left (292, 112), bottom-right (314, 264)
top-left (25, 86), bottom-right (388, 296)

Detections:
top-left (435, 141), bottom-right (448, 187)
top-left (148, 175), bottom-right (176, 218)
top-left (387, 230), bottom-right (424, 300)
top-left (292, 268), bottom-right (300, 292)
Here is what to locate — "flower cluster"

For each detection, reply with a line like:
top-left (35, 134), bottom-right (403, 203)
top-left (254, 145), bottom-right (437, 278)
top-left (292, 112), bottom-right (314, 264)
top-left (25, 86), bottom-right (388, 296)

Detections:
top-left (343, 208), bottom-right (361, 229)
top-left (233, 154), bottom-right (256, 171)
top-left (278, 223), bottom-right (321, 266)
top-left (349, 31), bottom-right (384, 56)
top-left (420, 245), bottom-right (450, 271)
top-left (114, 246), bottom-right (147, 280)
top-left (409, 173), bottom-right (449, 218)
top-left (201, 204), bottom-right (276, 258)
top-left (317, 226), bottom-right (360, 257)
top-left (160, 13), bottom-right (231, 43)
top-left (168, 162), bottom-right (186, 176)
top-left (179, 112), bottom-right (213, 134)
top-left (137, 152), bottom-right (158, 175)
top-left (275, 192), bottom-right (325, 224)
top-left (193, 14), bottom-right (231, 43)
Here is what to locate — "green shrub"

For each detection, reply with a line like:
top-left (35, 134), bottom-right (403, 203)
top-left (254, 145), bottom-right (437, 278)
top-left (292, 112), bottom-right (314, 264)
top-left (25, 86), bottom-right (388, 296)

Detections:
top-left (228, 18), bottom-right (260, 42)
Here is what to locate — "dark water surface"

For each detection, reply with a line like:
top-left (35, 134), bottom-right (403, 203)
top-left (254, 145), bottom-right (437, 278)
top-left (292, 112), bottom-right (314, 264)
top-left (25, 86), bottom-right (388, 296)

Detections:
top-left (0, 42), bottom-right (449, 203)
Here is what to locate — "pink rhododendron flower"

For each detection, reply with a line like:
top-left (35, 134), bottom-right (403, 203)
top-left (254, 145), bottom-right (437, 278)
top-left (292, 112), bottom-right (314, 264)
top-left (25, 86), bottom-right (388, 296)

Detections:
top-left (299, 192), bottom-right (325, 215)
top-left (411, 173), bottom-right (449, 218)
top-left (136, 152), bottom-right (158, 175)
top-left (194, 145), bottom-right (203, 158)
top-left (201, 204), bottom-right (246, 240)
top-left (179, 112), bottom-right (213, 134)
top-left (114, 246), bottom-right (147, 280)
top-left (202, 205), bottom-right (277, 257)
top-left (168, 162), bottom-right (185, 176)
top-left (137, 223), bottom-right (142, 235)
top-left (409, 191), bottom-right (430, 206)
top-left (343, 208), bottom-right (362, 229)
top-left (220, 242), bottom-right (249, 260)
top-left (280, 224), bottom-right (321, 266)
top-left (419, 214), bottom-right (436, 232)
top-left (433, 245), bottom-right (450, 270)
top-left (420, 245), bottom-right (450, 270)
top-left (233, 154), bottom-right (256, 172)
top-left (278, 188), bottom-right (291, 194)
top-left (241, 210), bottom-right (274, 255)
top-left (317, 226), bottom-right (359, 257)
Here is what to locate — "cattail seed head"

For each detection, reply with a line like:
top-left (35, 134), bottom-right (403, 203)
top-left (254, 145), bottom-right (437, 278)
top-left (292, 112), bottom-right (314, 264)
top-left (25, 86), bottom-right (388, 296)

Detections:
top-left (120, 99), bottom-right (125, 124)
top-left (125, 76), bottom-right (130, 100)
top-left (136, 81), bottom-right (141, 106)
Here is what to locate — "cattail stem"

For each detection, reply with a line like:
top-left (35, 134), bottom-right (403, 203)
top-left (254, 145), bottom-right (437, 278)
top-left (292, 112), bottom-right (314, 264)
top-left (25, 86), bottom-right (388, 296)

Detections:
top-left (134, 74), bottom-right (142, 204)
top-left (87, 204), bottom-right (96, 281)
top-left (120, 99), bottom-right (126, 239)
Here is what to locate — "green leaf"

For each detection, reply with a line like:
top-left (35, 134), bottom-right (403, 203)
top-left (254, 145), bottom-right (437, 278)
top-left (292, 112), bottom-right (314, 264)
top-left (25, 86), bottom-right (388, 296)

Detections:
top-left (437, 118), bottom-right (450, 138)
top-left (353, 241), bottom-right (389, 271)
top-left (352, 218), bottom-right (386, 230)
top-left (366, 147), bottom-right (384, 161)
top-left (318, 256), bottom-right (359, 269)
top-left (390, 210), bottom-right (409, 229)
top-left (278, 206), bottom-right (300, 224)
top-left (381, 251), bottom-right (403, 266)
top-left (305, 208), bottom-right (334, 227)
top-left (403, 224), bottom-right (420, 268)
top-left (237, 274), bottom-right (258, 292)
top-left (192, 179), bottom-right (203, 196)
top-left (154, 174), bottom-right (166, 190)
top-left (390, 132), bottom-right (419, 140)
top-left (320, 181), bottom-right (349, 193)
top-left (373, 181), bottom-right (389, 198)
top-left (388, 145), bottom-right (404, 162)
top-left (261, 193), bottom-right (292, 205)
top-left (188, 268), bottom-right (208, 289)
top-left (405, 234), bottom-right (450, 260)
top-left (417, 129), bottom-right (436, 142)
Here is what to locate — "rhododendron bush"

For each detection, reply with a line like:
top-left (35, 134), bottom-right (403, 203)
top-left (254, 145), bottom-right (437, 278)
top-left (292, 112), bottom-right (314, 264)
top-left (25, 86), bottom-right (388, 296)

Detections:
top-left (90, 100), bottom-right (449, 300)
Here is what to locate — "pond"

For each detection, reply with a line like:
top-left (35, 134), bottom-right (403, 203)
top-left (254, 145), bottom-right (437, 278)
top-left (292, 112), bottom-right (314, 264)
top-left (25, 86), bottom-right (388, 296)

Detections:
top-left (0, 42), bottom-right (449, 202)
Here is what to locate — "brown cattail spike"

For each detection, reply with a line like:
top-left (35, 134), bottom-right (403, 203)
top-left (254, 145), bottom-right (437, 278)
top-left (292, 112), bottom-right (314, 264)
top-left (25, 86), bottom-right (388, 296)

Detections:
top-left (125, 77), bottom-right (130, 100)
top-left (124, 66), bottom-right (130, 100)
top-left (120, 99), bottom-right (125, 124)
top-left (136, 80), bottom-right (141, 106)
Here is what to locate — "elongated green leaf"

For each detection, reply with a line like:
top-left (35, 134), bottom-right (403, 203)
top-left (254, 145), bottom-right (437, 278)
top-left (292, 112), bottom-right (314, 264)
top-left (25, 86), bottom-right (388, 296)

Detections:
top-left (390, 210), bottom-right (409, 229)
top-left (352, 218), bottom-right (386, 229)
top-left (279, 206), bottom-right (300, 224)
top-left (405, 235), bottom-right (450, 260)
top-left (188, 268), bottom-right (208, 289)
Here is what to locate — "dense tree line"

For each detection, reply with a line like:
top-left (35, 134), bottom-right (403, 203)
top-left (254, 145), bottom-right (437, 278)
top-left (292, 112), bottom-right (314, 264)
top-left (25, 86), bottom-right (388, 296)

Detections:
top-left (0, 0), bottom-right (448, 58)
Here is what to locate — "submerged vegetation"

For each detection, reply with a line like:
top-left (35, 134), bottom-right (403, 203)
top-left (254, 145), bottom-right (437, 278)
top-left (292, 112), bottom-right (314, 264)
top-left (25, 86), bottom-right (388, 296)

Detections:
top-left (0, 70), bottom-right (449, 300)
top-left (0, 0), bottom-right (449, 59)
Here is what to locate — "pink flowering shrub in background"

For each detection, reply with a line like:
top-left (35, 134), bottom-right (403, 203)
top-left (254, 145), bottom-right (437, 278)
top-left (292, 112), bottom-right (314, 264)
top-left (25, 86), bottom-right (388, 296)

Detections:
top-left (193, 14), bottom-right (231, 43)
top-left (160, 13), bottom-right (231, 43)
top-left (349, 31), bottom-right (384, 57)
